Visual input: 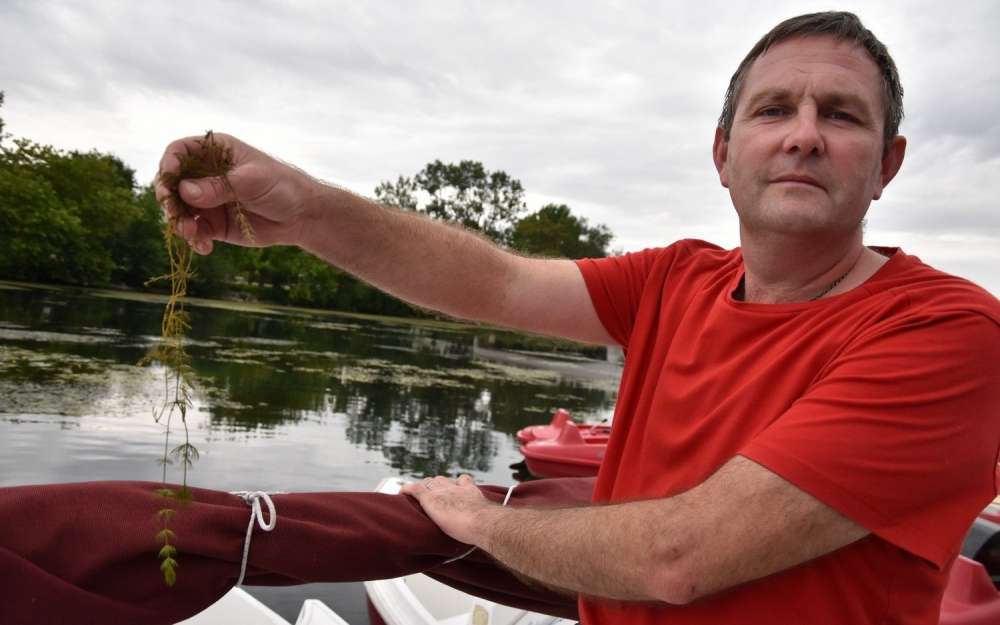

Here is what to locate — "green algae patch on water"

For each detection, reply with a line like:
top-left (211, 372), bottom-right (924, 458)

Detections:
top-left (0, 346), bottom-right (166, 418)
top-left (0, 328), bottom-right (116, 345)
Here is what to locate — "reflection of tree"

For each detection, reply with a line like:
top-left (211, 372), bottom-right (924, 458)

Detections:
top-left (193, 351), bottom-right (339, 431)
top-left (408, 332), bottom-right (473, 359)
top-left (0, 286), bottom-right (161, 346)
top-left (385, 404), bottom-right (497, 476)
top-left (184, 317), bottom-right (477, 433)
top-left (342, 386), bottom-right (498, 477)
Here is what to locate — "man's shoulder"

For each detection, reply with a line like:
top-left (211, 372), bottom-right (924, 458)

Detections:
top-left (671, 238), bottom-right (736, 258)
top-left (869, 248), bottom-right (1000, 325)
top-left (631, 238), bottom-right (741, 272)
top-left (617, 238), bottom-right (733, 258)
top-left (587, 239), bottom-right (738, 281)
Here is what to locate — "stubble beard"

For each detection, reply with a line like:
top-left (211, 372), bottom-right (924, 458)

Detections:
top-left (737, 183), bottom-right (859, 238)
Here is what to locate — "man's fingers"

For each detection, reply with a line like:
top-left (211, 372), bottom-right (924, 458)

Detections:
top-left (154, 177), bottom-right (177, 217)
top-left (399, 481), bottom-right (426, 498)
top-left (400, 474), bottom-right (474, 498)
top-left (175, 216), bottom-right (195, 239)
top-left (174, 213), bottom-right (222, 255)
top-left (157, 141), bottom-right (185, 176)
top-left (428, 476), bottom-right (451, 490)
top-left (192, 239), bottom-right (214, 255)
top-left (158, 195), bottom-right (179, 218)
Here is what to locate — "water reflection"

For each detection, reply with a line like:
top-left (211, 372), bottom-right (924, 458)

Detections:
top-left (342, 391), bottom-right (499, 476)
top-left (0, 282), bottom-right (619, 481)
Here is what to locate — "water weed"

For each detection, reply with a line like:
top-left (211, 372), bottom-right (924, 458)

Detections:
top-left (143, 131), bottom-right (253, 586)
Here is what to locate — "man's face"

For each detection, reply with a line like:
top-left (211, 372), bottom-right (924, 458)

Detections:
top-left (713, 36), bottom-right (905, 238)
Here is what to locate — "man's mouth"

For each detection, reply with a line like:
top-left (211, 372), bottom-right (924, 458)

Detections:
top-left (772, 174), bottom-right (824, 190)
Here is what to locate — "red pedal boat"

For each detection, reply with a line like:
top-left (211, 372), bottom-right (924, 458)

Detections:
top-left (520, 417), bottom-right (607, 478)
top-left (516, 408), bottom-right (611, 445)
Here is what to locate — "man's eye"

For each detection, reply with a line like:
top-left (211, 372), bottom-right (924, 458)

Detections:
top-left (828, 111), bottom-right (857, 122)
top-left (758, 107), bottom-right (785, 117)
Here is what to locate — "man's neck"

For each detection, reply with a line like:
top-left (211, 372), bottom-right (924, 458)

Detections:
top-left (738, 228), bottom-right (888, 304)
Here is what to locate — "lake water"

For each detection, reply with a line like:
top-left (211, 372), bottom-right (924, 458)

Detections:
top-left (0, 280), bottom-right (620, 623)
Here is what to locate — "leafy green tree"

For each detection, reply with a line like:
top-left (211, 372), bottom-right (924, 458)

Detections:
top-left (230, 246), bottom-right (340, 308)
top-left (287, 254), bottom-right (341, 307)
top-left (115, 186), bottom-right (169, 288)
top-left (183, 243), bottom-right (243, 297)
top-left (329, 272), bottom-right (419, 317)
top-left (0, 137), bottom-right (167, 287)
top-left (0, 139), bottom-right (113, 284)
top-left (0, 164), bottom-right (87, 283)
top-left (510, 203), bottom-right (613, 259)
top-left (0, 91), bottom-right (6, 137)
top-left (39, 145), bottom-right (143, 284)
top-left (375, 160), bottom-right (527, 245)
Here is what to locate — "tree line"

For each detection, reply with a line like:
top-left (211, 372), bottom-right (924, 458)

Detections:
top-left (0, 93), bottom-right (614, 317)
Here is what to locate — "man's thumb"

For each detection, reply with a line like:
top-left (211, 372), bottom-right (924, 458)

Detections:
top-left (179, 177), bottom-right (229, 207)
top-left (179, 180), bottom-right (203, 199)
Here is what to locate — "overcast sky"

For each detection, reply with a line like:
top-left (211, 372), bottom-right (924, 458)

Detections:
top-left (3, 1), bottom-right (998, 294)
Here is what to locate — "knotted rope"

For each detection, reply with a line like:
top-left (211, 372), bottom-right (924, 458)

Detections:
top-left (230, 490), bottom-right (279, 586)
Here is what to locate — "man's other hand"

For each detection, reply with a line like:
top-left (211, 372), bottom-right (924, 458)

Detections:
top-left (400, 474), bottom-right (499, 547)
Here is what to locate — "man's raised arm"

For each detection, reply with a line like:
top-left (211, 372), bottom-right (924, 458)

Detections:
top-left (155, 133), bottom-right (614, 346)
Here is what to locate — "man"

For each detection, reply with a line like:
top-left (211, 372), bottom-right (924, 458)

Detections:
top-left (158, 12), bottom-right (999, 624)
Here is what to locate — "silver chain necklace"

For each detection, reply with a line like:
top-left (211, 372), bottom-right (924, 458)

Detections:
top-left (736, 269), bottom-right (852, 302)
top-left (809, 270), bottom-right (851, 301)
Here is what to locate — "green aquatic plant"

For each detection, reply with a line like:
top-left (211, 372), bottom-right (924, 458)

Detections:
top-left (143, 131), bottom-right (252, 586)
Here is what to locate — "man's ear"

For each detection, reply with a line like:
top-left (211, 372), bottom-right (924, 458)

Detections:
top-left (874, 135), bottom-right (906, 200)
top-left (713, 126), bottom-right (730, 188)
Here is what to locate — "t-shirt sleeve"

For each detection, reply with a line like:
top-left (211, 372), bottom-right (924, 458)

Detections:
top-left (740, 310), bottom-right (1000, 569)
top-left (574, 245), bottom-right (677, 347)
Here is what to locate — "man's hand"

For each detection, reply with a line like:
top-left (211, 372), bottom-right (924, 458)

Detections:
top-left (154, 133), bottom-right (324, 254)
top-left (399, 474), bottom-right (499, 547)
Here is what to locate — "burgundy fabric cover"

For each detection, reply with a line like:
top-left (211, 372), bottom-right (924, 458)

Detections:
top-left (1, 478), bottom-right (593, 624)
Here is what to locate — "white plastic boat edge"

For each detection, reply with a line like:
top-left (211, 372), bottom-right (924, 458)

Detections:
top-left (178, 587), bottom-right (292, 625)
top-left (296, 598), bottom-right (352, 625)
top-left (365, 477), bottom-right (575, 625)
top-left (178, 586), bottom-right (350, 625)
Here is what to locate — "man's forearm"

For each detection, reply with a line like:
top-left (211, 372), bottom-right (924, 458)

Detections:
top-left (296, 183), bottom-right (518, 324)
top-left (475, 500), bottom-right (690, 603)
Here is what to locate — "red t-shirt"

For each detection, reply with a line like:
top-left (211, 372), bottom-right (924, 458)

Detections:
top-left (574, 240), bottom-right (1000, 624)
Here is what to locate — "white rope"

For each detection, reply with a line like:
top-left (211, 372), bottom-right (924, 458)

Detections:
top-left (230, 490), bottom-right (279, 586)
top-left (443, 482), bottom-right (518, 565)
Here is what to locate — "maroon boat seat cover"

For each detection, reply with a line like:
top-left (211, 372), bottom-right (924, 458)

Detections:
top-left (0, 478), bottom-right (593, 624)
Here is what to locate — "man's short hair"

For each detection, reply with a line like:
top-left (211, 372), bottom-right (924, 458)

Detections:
top-left (718, 11), bottom-right (904, 152)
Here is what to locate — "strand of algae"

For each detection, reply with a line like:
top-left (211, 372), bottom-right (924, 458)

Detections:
top-left (143, 131), bottom-right (253, 586)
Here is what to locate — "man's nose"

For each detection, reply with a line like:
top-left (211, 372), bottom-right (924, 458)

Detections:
top-left (781, 109), bottom-right (825, 156)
